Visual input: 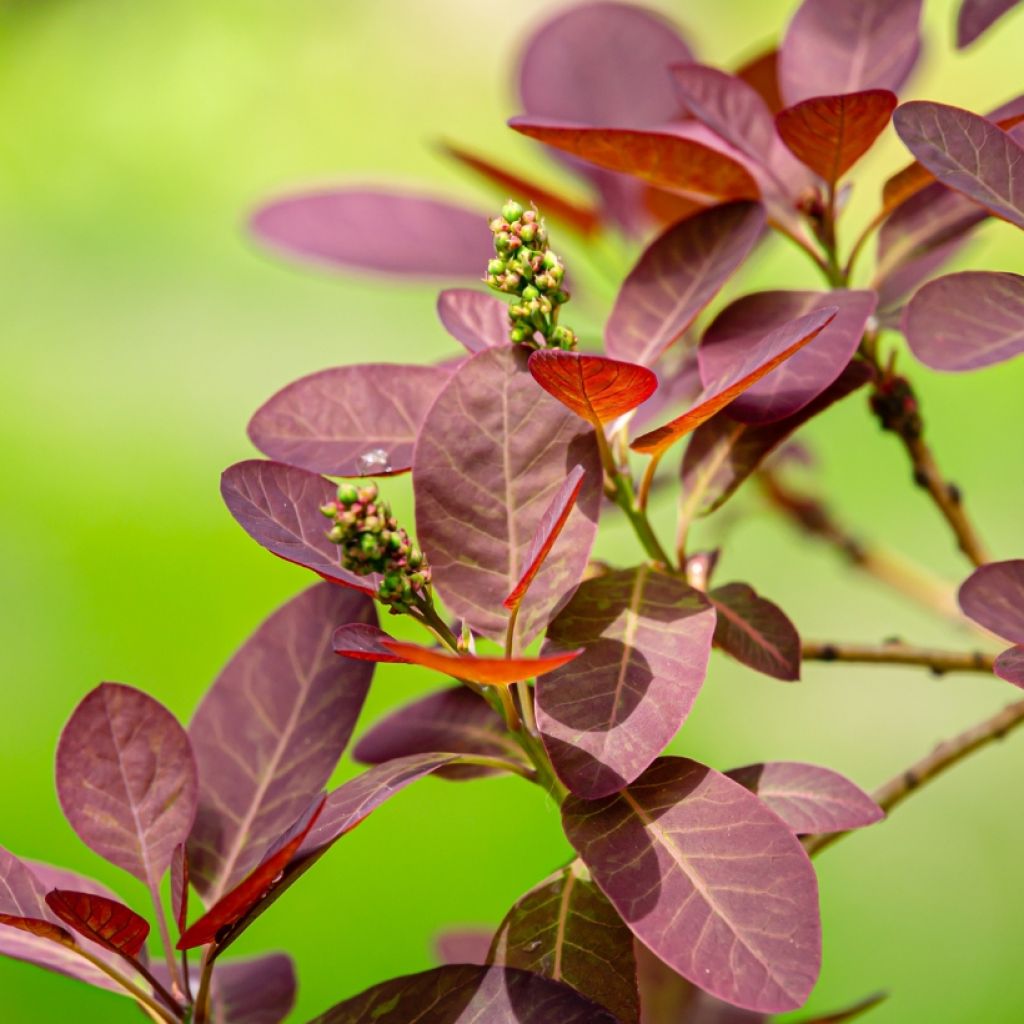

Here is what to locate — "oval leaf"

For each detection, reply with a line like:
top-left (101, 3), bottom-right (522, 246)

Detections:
top-left (957, 0), bottom-right (1022, 47)
top-left (213, 953), bottom-right (297, 1024)
top-left (537, 567), bottom-right (716, 799)
top-left (903, 271), bottom-right (1024, 371)
top-left (45, 890), bottom-right (149, 959)
top-left (708, 583), bottom-right (801, 681)
top-left (632, 308), bottom-right (838, 456)
top-left (958, 560), bottom-right (1024, 642)
top-left (221, 460), bottom-right (376, 593)
top-left (892, 102), bottom-right (1024, 231)
top-left (56, 683), bottom-right (197, 890)
top-left (437, 289), bottom-right (511, 354)
top-left (250, 190), bottom-right (490, 278)
top-left (698, 290), bottom-right (874, 424)
top-left (994, 645), bottom-right (1024, 687)
top-left (188, 583), bottom-right (375, 903)
top-left (310, 964), bottom-right (620, 1024)
top-left (562, 757), bottom-right (822, 1014)
top-left (529, 350), bottom-right (657, 425)
top-left (725, 762), bottom-right (884, 834)
top-left (490, 860), bottom-right (640, 1024)
top-left (248, 364), bottom-right (450, 477)
top-left (333, 622), bottom-right (409, 663)
top-left (776, 90), bottom-right (897, 183)
top-left (379, 640), bottom-right (582, 687)
top-left (779, 0), bottom-right (923, 106)
top-left (605, 202), bottom-right (766, 367)
top-left (413, 347), bottom-right (602, 644)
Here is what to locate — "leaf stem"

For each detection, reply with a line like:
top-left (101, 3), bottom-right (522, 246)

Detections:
top-left (802, 640), bottom-right (996, 675)
top-left (193, 946), bottom-right (216, 1024)
top-left (73, 945), bottom-right (179, 1024)
top-left (149, 881), bottom-right (183, 1000)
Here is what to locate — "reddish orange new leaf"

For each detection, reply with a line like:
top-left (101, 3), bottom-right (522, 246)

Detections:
top-left (45, 890), bottom-right (149, 959)
top-left (0, 913), bottom-right (76, 947)
top-left (379, 640), bottom-right (583, 686)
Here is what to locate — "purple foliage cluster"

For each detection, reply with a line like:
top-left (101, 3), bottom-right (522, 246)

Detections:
top-left (4, 1), bottom-right (1023, 1022)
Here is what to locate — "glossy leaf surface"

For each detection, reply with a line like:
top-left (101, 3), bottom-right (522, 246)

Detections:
top-left (379, 640), bottom-right (582, 687)
top-left (893, 102), bottom-right (1024, 230)
top-left (333, 622), bottom-right (409, 663)
top-left (708, 583), bottom-right (801, 681)
top-left (957, 0), bottom-right (1021, 47)
top-left (45, 890), bottom-right (149, 959)
top-left (903, 271), bottom-right (1024, 371)
top-left (250, 190), bottom-right (490, 278)
top-left (994, 646), bottom-right (1024, 686)
top-left (529, 351), bottom-right (657, 424)
top-left (414, 347), bottom-right (602, 644)
top-left (632, 308), bottom-right (837, 456)
top-left (605, 203), bottom-right (765, 367)
top-left (698, 290), bottom-right (873, 424)
top-left (188, 583), bottom-right (375, 902)
top-left (779, 0), bottom-right (922, 106)
top-left (248, 363), bottom-right (450, 477)
top-left (726, 763), bottom-right (884, 834)
top-left (56, 683), bottom-right (197, 889)
top-left (214, 953), bottom-right (297, 1024)
top-left (221, 460), bottom-right (376, 593)
top-left (776, 90), bottom-right (896, 183)
top-left (958, 560), bottom-right (1024, 642)
top-left (437, 289), bottom-right (511, 354)
top-left (311, 964), bottom-right (620, 1023)
top-left (490, 860), bottom-right (639, 1024)
top-left (563, 757), bottom-right (821, 1013)
top-left (537, 567), bottom-right (716, 799)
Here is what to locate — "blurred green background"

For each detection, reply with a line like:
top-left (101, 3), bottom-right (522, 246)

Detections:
top-left (1, 0), bottom-right (1022, 1020)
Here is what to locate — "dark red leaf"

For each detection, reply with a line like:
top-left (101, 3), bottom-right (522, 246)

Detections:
top-left (779, 0), bottom-right (923, 106)
top-left (379, 640), bottom-right (582, 686)
top-left (310, 964), bottom-right (620, 1023)
top-left (247, 364), bottom-right (450, 477)
top-left (435, 930), bottom-right (494, 966)
top-left (170, 844), bottom-right (188, 934)
top-left (333, 622), bottom-right (409, 663)
top-left (708, 583), bottom-right (801, 681)
top-left (188, 584), bottom-right (374, 902)
top-left (221, 460), bottom-right (377, 593)
top-left (957, 0), bottom-right (1022, 47)
top-left (213, 953), bottom-right (297, 1024)
top-left (893, 102), bottom-right (1024, 230)
top-left (178, 795), bottom-right (326, 949)
top-left (735, 49), bottom-right (783, 116)
top-left (698, 290), bottom-right (874, 424)
top-left (0, 914), bottom-right (75, 948)
top-left (56, 684), bottom-right (197, 890)
top-left (490, 860), bottom-right (640, 1024)
top-left (726, 763), bottom-right (884, 834)
top-left (413, 347), bottom-right (602, 645)
top-left (437, 289), bottom-right (511, 354)
top-left (249, 189), bottom-right (490, 278)
top-left (505, 466), bottom-right (586, 613)
top-left (45, 890), bottom-right (149, 959)
top-left (528, 350), bottom-right (657, 425)
top-left (537, 567), bottom-right (716, 799)
top-left (902, 271), bottom-right (1024, 371)
top-left (605, 203), bottom-right (765, 367)
top-left (958, 560), bottom-right (1024, 642)
top-left (632, 308), bottom-right (837, 456)
top-left (994, 646), bottom-right (1024, 687)
top-left (562, 757), bottom-right (821, 1014)
top-left (776, 90), bottom-right (897, 183)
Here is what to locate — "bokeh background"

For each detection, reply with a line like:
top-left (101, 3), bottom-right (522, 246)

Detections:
top-left (2, 0), bottom-right (1023, 1020)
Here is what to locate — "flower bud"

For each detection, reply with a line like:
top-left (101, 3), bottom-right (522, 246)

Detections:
top-left (502, 200), bottom-right (525, 223)
top-left (487, 258), bottom-right (506, 276)
top-left (336, 483), bottom-right (359, 505)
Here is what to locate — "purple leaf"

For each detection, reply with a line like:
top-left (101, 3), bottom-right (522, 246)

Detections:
top-left (994, 646), bottom-right (1024, 686)
top-left (902, 271), bottom-right (1024, 371)
top-left (309, 964), bottom-right (620, 1023)
top-left (631, 345), bottom-right (704, 434)
top-left (56, 683), bottom-right (197, 891)
top-left (435, 930), bottom-right (494, 966)
top-left (698, 290), bottom-right (875, 423)
top-left (249, 189), bottom-right (491, 278)
top-left (958, 560), bottom-right (1024, 642)
top-left (188, 583), bottom-right (375, 903)
top-left (489, 860), bottom-right (640, 1024)
top-left (353, 687), bottom-right (524, 781)
top-left (536, 567), bottom-right (716, 800)
top-left (221, 460), bottom-right (376, 593)
top-left (333, 622), bottom-right (409, 663)
top-left (725, 762), bottom-right (884, 834)
top-left (779, 0), bottom-right (923, 106)
top-left (170, 844), bottom-right (188, 934)
top-left (247, 364), bottom-right (451, 477)
top-left (957, 0), bottom-right (1021, 47)
top-left (437, 289), bottom-right (510, 354)
top-left (413, 347), bottom-right (602, 645)
top-left (892, 102), bottom-right (1024, 231)
top-left (562, 757), bottom-right (822, 1014)
top-left (605, 203), bottom-right (766, 367)
top-left (213, 953), bottom-right (297, 1024)
top-left (735, 49), bottom-right (783, 116)
top-left (680, 363), bottom-right (872, 519)
top-left (708, 583), bottom-right (801, 681)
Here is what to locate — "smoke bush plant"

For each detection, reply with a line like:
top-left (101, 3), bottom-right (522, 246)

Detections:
top-left (4, 0), bottom-right (1024, 1020)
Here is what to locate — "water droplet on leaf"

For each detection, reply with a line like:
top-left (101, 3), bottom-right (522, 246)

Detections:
top-left (524, 940), bottom-right (542, 952)
top-left (357, 448), bottom-right (392, 475)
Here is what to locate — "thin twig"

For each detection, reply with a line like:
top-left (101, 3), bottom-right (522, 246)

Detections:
top-left (804, 699), bottom-right (1024, 856)
top-left (74, 945), bottom-right (179, 1024)
top-left (802, 640), bottom-right (996, 675)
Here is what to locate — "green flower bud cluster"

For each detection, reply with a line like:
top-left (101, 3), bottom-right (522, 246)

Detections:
top-left (320, 482), bottom-right (429, 611)
top-left (485, 199), bottom-right (577, 351)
